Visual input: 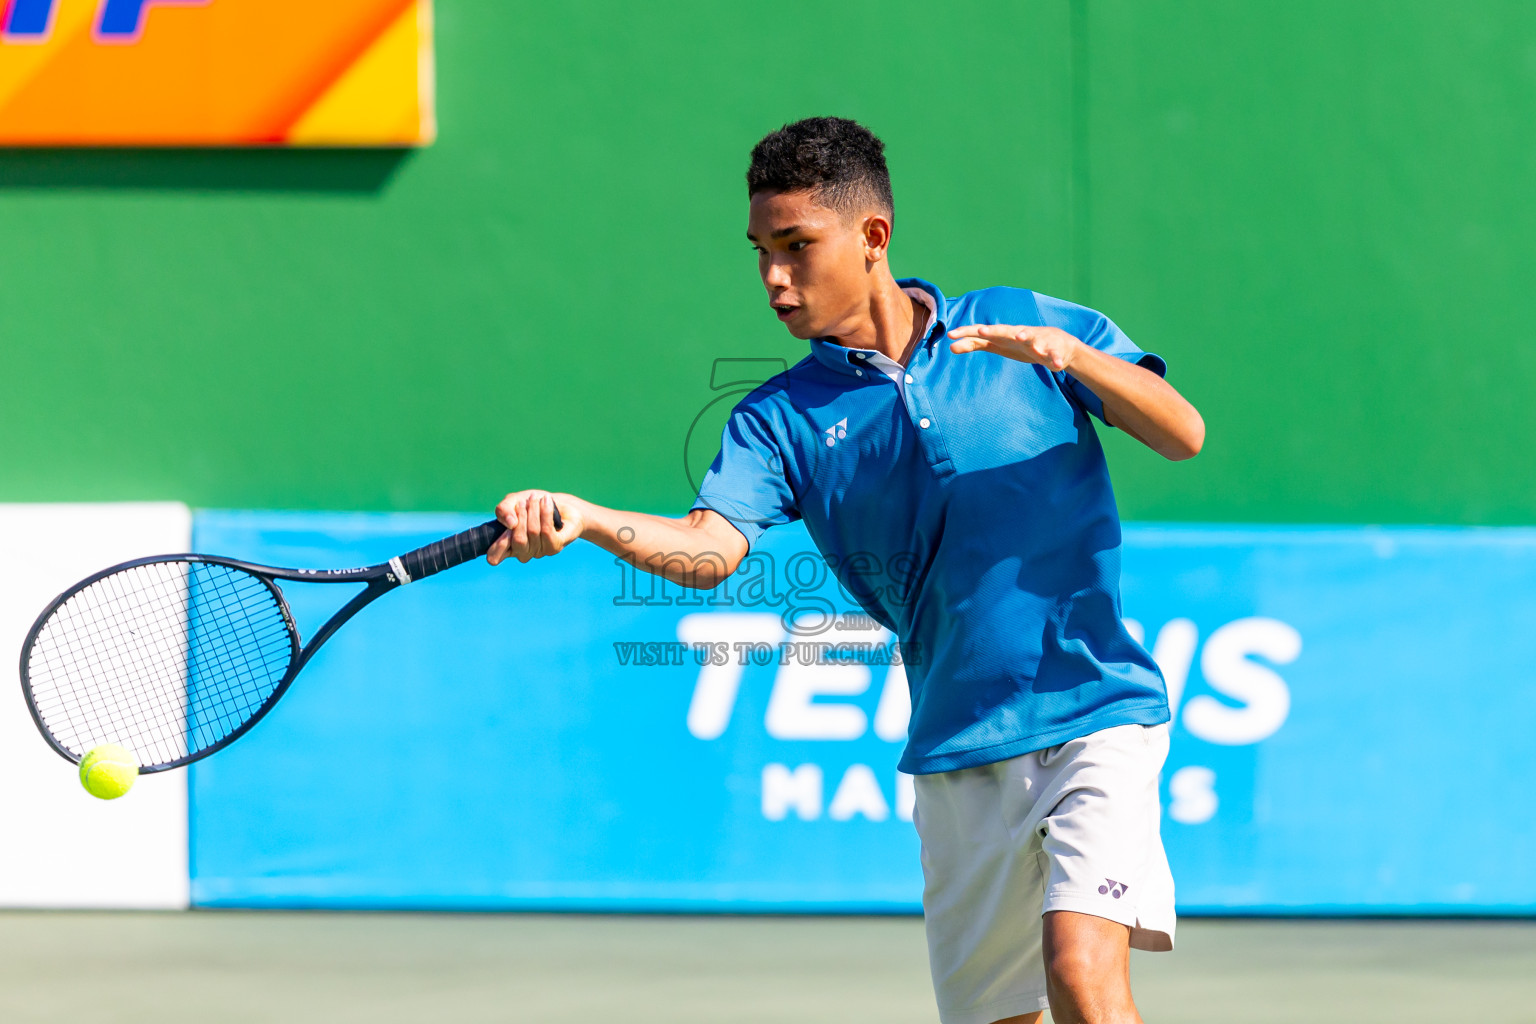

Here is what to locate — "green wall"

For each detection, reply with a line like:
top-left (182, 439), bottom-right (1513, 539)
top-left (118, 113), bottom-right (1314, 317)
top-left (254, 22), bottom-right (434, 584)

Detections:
top-left (0, 1), bottom-right (1532, 524)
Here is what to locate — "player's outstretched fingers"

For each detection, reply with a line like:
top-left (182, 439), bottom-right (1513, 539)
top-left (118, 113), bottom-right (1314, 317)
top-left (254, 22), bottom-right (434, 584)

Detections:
top-left (949, 324), bottom-right (1021, 350)
top-left (948, 324), bottom-right (1079, 370)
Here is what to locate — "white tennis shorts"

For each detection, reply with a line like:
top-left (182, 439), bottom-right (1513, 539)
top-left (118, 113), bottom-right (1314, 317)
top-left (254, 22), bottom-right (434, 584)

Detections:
top-left (913, 723), bottom-right (1175, 1024)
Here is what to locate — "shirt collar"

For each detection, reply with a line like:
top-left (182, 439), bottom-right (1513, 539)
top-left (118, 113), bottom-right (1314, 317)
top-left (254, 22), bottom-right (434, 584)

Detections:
top-left (807, 278), bottom-right (950, 376)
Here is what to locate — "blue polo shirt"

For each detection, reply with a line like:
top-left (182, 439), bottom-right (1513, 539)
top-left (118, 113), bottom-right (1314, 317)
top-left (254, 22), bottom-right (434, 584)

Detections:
top-left (692, 279), bottom-right (1171, 774)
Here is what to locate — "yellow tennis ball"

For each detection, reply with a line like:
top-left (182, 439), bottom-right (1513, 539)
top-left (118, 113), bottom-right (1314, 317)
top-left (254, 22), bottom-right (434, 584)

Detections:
top-left (79, 744), bottom-right (139, 800)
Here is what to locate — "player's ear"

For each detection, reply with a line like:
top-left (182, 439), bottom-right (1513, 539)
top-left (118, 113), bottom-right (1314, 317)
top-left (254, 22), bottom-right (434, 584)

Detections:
top-left (862, 211), bottom-right (892, 262)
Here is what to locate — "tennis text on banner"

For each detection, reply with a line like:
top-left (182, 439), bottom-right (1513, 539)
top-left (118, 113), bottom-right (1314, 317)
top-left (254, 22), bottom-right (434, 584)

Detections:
top-left (678, 611), bottom-right (1300, 826)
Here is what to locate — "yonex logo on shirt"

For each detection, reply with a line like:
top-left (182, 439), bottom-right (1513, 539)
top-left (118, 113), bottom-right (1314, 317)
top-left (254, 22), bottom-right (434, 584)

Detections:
top-left (1099, 879), bottom-right (1129, 899)
top-left (824, 417), bottom-right (848, 447)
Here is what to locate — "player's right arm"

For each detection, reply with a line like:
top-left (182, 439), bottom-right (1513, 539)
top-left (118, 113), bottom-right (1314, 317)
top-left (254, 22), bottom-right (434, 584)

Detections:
top-left (485, 489), bottom-right (747, 590)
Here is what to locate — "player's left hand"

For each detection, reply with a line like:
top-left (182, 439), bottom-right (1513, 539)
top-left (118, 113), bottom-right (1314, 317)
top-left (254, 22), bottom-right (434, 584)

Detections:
top-left (947, 324), bottom-right (1082, 372)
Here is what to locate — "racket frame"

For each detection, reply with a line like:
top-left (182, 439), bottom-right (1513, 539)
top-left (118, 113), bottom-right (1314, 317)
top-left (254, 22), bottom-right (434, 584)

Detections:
top-left (19, 513), bottom-right (550, 774)
top-left (19, 553), bottom-right (402, 773)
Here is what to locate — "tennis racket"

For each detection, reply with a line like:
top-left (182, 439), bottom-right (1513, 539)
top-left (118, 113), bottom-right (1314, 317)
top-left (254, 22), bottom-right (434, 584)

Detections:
top-left (18, 512), bottom-right (557, 774)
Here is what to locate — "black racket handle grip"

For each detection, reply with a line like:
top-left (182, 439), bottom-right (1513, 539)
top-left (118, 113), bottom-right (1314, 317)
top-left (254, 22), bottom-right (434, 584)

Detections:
top-left (395, 505), bottom-right (562, 583)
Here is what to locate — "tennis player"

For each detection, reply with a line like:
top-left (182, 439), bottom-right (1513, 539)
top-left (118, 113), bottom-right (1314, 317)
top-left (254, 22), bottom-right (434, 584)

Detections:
top-left (489, 116), bottom-right (1203, 1024)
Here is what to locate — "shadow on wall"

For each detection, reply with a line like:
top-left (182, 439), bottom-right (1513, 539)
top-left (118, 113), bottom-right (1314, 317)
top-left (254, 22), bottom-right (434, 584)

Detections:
top-left (0, 147), bottom-right (412, 193)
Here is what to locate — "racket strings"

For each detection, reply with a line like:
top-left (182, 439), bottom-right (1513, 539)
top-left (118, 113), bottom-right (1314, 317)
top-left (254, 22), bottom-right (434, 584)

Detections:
top-left (25, 561), bottom-right (295, 769)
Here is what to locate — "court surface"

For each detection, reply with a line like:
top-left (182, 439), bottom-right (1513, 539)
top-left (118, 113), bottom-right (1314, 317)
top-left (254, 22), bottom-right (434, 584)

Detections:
top-left (1, 911), bottom-right (1533, 1023)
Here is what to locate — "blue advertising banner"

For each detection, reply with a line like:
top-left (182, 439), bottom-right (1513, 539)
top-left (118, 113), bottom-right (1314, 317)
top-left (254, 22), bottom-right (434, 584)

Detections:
top-left (189, 513), bottom-right (1536, 914)
top-left (1128, 526), bottom-right (1536, 914)
top-left (189, 511), bottom-right (922, 911)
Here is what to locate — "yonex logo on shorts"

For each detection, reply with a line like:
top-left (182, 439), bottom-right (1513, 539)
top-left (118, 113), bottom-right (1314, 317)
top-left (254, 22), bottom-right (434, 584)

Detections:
top-left (1098, 879), bottom-right (1129, 899)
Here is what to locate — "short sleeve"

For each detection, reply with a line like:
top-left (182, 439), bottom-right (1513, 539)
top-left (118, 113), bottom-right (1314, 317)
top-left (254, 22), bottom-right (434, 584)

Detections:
top-left (690, 406), bottom-right (800, 550)
top-left (1035, 292), bottom-right (1167, 427)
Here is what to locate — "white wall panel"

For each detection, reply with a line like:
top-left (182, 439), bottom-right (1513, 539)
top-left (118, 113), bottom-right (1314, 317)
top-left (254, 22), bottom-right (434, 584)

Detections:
top-left (0, 503), bottom-right (192, 908)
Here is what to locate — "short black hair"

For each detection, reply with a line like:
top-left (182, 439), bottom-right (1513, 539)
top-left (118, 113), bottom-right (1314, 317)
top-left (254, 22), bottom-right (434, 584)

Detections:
top-left (746, 117), bottom-right (894, 219)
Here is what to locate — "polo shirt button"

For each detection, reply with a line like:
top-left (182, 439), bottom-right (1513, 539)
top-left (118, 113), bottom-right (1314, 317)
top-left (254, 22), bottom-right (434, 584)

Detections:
top-left (855, 369), bottom-right (864, 376)
top-left (919, 417), bottom-right (931, 429)
top-left (853, 352), bottom-right (867, 359)
top-left (904, 374), bottom-right (914, 384)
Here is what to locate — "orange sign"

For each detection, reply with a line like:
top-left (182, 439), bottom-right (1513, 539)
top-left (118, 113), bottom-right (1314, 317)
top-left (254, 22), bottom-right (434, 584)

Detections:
top-left (0, 0), bottom-right (434, 145)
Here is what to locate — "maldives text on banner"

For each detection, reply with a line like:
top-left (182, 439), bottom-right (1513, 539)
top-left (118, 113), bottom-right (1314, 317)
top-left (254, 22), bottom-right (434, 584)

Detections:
top-left (0, 0), bottom-right (433, 145)
top-left (187, 513), bottom-right (1536, 914)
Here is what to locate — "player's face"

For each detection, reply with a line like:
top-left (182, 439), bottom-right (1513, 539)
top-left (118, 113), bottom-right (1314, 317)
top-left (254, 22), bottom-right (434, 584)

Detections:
top-left (747, 190), bottom-right (876, 340)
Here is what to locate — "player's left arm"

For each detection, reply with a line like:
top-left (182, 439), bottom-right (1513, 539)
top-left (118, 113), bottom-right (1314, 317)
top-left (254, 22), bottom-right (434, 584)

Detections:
top-left (947, 324), bottom-right (1205, 461)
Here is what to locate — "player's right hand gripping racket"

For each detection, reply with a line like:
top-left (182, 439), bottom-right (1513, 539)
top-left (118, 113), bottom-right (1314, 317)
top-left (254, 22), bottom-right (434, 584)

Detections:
top-left (18, 512), bottom-right (556, 774)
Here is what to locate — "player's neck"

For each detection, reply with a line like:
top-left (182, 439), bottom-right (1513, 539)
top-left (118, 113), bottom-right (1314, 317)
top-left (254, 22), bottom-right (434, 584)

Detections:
top-left (836, 268), bottom-right (918, 363)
